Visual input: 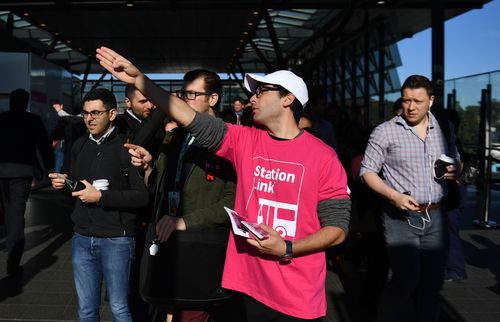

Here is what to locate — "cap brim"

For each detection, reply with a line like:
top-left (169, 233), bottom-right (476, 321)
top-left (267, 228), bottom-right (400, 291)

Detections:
top-left (244, 73), bottom-right (272, 93)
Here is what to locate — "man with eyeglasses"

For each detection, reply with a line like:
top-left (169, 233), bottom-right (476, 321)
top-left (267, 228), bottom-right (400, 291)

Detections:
top-left (97, 47), bottom-right (350, 322)
top-left (360, 75), bottom-right (460, 322)
top-left (49, 88), bottom-right (148, 322)
top-left (125, 69), bottom-right (236, 322)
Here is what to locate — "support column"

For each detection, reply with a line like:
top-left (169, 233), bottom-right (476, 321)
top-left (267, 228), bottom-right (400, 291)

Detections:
top-left (332, 54), bottom-right (337, 108)
top-left (432, 0), bottom-right (445, 108)
top-left (363, 32), bottom-right (370, 127)
top-left (340, 48), bottom-right (346, 108)
top-left (378, 24), bottom-right (385, 123)
top-left (351, 44), bottom-right (357, 108)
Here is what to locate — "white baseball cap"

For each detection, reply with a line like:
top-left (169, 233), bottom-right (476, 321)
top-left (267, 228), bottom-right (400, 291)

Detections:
top-left (244, 70), bottom-right (309, 108)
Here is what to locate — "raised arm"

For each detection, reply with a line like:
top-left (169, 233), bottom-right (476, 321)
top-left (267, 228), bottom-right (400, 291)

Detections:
top-left (95, 47), bottom-right (195, 127)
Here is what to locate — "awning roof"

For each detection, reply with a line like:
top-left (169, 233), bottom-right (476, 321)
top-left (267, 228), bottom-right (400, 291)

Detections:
top-left (0, 0), bottom-right (491, 76)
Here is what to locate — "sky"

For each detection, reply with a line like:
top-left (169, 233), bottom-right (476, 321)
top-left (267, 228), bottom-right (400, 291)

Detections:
top-left (397, 0), bottom-right (500, 81)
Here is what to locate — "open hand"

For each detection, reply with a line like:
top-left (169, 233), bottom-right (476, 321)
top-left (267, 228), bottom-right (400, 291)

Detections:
top-left (96, 47), bottom-right (140, 84)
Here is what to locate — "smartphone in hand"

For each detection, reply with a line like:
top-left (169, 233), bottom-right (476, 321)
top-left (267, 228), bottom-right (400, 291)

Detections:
top-left (65, 178), bottom-right (86, 192)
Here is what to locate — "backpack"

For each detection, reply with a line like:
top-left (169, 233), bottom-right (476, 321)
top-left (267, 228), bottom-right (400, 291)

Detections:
top-left (433, 109), bottom-right (462, 210)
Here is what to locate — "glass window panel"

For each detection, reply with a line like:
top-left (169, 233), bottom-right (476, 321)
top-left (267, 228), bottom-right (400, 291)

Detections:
top-left (454, 74), bottom-right (489, 152)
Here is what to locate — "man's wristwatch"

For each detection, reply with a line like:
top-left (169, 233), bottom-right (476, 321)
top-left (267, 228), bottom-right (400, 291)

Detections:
top-left (279, 240), bottom-right (293, 261)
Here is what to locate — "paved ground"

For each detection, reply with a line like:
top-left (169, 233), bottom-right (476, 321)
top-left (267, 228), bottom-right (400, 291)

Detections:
top-left (0, 185), bottom-right (499, 322)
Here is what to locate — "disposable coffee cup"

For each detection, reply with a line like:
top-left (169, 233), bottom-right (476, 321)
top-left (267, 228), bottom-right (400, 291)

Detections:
top-left (434, 154), bottom-right (455, 179)
top-left (92, 179), bottom-right (109, 191)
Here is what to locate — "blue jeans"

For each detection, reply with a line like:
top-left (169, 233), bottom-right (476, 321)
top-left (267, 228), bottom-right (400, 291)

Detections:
top-left (72, 233), bottom-right (135, 322)
top-left (378, 207), bottom-right (449, 322)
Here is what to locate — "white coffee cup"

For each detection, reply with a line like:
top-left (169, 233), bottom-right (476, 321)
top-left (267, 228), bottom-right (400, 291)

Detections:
top-left (92, 179), bottom-right (109, 191)
top-left (434, 154), bottom-right (455, 179)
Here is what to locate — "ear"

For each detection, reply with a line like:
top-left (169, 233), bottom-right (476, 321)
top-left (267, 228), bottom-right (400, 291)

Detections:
top-left (282, 93), bottom-right (296, 108)
top-left (124, 97), bottom-right (132, 108)
top-left (108, 108), bottom-right (117, 121)
top-left (208, 93), bottom-right (219, 108)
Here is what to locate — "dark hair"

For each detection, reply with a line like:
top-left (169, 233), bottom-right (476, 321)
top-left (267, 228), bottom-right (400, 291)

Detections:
top-left (9, 88), bottom-right (30, 111)
top-left (392, 97), bottom-right (403, 114)
top-left (277, 85), bottom-right (302, 123)
top-left (82, 88), bottom-right (117, 110)
top-left (233, 96), bottom-right (244, 104)
top-left (183, 69), bottom-right (222, 107)
top-left (125, 84), bottom-right (136, 99)
top-left (401, 75), bottom-right (433, 97)
top-left (300, 113), bottom-right (317, 136)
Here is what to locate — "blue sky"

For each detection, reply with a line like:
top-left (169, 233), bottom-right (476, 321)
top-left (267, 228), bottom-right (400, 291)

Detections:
top-left (397, 0), bottom-right (500, 81)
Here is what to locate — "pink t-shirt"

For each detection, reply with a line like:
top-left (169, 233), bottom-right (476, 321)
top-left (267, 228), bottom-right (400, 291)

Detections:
top-left (216, 125), bottom-right (349, 319)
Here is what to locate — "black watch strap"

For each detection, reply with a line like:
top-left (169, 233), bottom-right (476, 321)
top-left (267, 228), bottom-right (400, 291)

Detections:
top-left (280, 240), bottom-right (293, 261)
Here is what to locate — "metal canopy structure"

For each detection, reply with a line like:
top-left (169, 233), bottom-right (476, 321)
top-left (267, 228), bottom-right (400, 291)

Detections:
top-left (0, 0), bottom-right (491, 77)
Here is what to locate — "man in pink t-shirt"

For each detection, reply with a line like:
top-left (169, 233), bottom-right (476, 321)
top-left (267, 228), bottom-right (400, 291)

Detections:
top-left (97, 47), bottom-right (351, 321)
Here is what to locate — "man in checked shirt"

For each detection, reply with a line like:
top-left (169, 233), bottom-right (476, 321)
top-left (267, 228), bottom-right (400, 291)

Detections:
top-left (360, 75), bottom-right (460, 322)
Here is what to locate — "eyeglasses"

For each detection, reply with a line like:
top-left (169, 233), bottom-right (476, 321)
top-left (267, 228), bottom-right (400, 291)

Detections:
top-left (254, 85), bottom-right (280, 98)
top-left (81, 110), bottom-right (111, 119)
top-left (175, 90), bottom-right (213, 100)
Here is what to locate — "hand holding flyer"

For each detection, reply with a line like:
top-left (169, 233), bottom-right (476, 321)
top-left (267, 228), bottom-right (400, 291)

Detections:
top-left (224, 207), bottom-right (269, 240)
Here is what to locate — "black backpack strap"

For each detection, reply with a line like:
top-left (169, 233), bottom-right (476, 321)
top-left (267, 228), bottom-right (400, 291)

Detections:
top-left (433, 108), bottom-right (451, 146)
top-left (432, 108), bottom-right (459, 158)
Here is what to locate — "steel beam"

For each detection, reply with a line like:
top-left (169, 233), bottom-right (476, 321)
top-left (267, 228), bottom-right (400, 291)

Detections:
top-left (431, 0), bottom-right (445, 108)
top-left (263, 10), bottom-right (285, 69)
top-left (248, 39), bottom-right (274, 72)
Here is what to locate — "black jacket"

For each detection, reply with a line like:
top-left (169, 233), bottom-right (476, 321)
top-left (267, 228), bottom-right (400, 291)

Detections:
top-left (116, 109), bottom-right (165, 159)
top-left (0, 110), bottom-right (53, 178)
top-left (69, 127), bottom-right (149, 237)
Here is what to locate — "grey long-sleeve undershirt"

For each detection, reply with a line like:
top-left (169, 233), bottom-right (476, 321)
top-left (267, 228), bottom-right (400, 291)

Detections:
top-left (185, 112), bottom-right (351, 234)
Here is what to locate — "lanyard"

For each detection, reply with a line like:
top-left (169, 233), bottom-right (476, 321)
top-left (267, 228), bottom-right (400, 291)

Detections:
top-left (174, 133), bottom-right (195, 190)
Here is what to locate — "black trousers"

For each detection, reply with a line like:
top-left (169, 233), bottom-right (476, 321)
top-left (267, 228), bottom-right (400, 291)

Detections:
top-left (243, 295), bottom-right (323, 322)
top-left (0, 176), bottom-right (32, 267)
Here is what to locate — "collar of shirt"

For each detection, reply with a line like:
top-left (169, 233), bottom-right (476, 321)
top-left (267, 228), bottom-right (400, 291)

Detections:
top-left (89, 126), bottom-right (116, 145)
top-left (395, 112), bottom-right (435, 131)
top-left (126, 109), bottom-right (143, 123)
